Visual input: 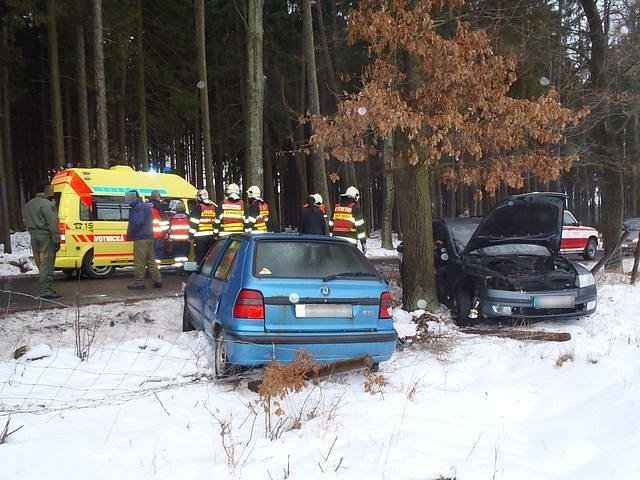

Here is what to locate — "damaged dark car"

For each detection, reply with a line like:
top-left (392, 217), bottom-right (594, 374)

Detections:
top-left (430, 193), bottom-right (597, 325)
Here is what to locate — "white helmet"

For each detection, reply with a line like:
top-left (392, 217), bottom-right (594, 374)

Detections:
top-left (225, 183), bottom-right (240, 199)
top-left (312, 193), bottom-right (323, 205)
top-left (197, 189), bottom-right (209, 201)
top-left (342, 186), bottom-right (360, 201)
top-left (246, 185), bottom-right (261, 199)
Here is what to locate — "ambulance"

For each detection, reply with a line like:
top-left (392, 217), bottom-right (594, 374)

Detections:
top-left (51, 166), bottom-right (198, 278)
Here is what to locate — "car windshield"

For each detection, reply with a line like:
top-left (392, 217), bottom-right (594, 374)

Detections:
top-left (469, 244), bottom-right (550, 256)
top-left (254, 240), bottom-right (378, 279)
top-left (623, 218), bottom-right (640, 231)
top-left (449, 221), bottom-right (481, 253)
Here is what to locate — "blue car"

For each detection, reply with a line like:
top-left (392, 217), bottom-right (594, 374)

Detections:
top-left (182, 234), bottom-right (397, 377)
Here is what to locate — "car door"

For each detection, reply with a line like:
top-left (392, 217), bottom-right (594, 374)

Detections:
top-left (185, 238), bottom-right (227, 330)
top-left (202, 239), bottom-right (242, 335)
top-left (562, 211), bottom-right (584, 251)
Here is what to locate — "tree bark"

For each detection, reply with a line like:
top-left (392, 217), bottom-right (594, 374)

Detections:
top-left (302, 0), bottom-right (330, 211)
top-left (396, 145), bottom-right (437, 310)
top-left (195, 0), bottom-right (214, 190)
top-left (314, 1), bottom-right (339, 96)
top-left (137, 0), bottom-right (149, 170)
top-left (92, 0), bottom-right (109, 168)
top-left (245, 0), bottom-right (264, 191)
top-left (74, 5), bottom-right (91, 168)
top-left (47, 0), bottom-right (65, 169)
top-left (381, 133), bottom-right (395, 249)
top-left (0, 100), bottom-right (11, 253)
top-left (2, 23), bottom-right (19, 229)
top-left (580, 0), bottom-right (623, 266)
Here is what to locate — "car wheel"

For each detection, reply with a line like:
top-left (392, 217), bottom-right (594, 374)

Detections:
top-left (213, 328), bottom-right (237, 378)
top-left (454, 286), bottom-right (474, 326)
top-left (583, 238), bottom-right (597, 260)
top-left (182, 302), bottom-right (195, 332)
top-left (82, 250), bottom-right (115, 279)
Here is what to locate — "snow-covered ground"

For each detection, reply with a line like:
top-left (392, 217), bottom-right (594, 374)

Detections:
top-left (0, 232), bottom-right (37, 276)
top-left (1, 280), bottom-right (640, 479)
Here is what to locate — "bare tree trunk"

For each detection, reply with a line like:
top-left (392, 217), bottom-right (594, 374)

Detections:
top-left (195, 0), bottom-right (214, 190)
top-left (302, 0), bottom-right (330, 210)
top-left (137, 0), bottom-right (149, 170)
top-left (47, 0), bottom-right (65, 169)
top-left (194, 115), bottom-right (203, 188)
top-left (381, 133), bottom-right (394, 249)
top-left (0, 83), bottom-right (10, 252)
top-left (74, 5), bottom-right (91, 168)
top-left (117, 38), bottom-right (128, 165)
top-left (314, 1), bottom-right (338, 96)
top-left (245, 0), bottom-right (264, 191)
top-left (92, 0), bottom-right (109, 168)
top-left (263, 121), bottom-right (279, 231)
top-left (2, 24), bottom-right (19, 229)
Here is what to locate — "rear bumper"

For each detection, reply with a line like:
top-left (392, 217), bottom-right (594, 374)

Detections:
top-left (224, 330), bottom-right (398, 366)
top-left (479, 286), bottom-right (597, 320)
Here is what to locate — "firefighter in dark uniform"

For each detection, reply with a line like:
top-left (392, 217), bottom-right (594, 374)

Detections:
top-left (189, 188), bottom-right (218, 264)
top-left (329, 186), bottom-right (367, 253)
top-left (245, 185), bottom-right (269, 233)
top-left (215, 183), bottom-right (245, 237)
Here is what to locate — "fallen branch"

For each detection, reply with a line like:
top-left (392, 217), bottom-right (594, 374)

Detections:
top-left (460, 327), bottom-right (571, 342)
top-left (1, 417), bottom-right (23, 444)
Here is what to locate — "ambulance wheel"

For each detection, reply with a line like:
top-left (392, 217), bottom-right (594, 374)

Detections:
top-left (62, 268), bottom-right (80, 279)
top-left (82, 250), bottom-right (115, 279)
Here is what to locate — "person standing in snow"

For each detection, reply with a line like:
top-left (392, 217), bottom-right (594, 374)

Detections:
top-left (329, 186), bottom-right (367, 253)
top-left (189, 188), bottom-right (218, 264)
top-left (23, 181), bottom-right (61, 299)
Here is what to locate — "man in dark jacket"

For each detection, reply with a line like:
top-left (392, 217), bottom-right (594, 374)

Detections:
top-left (299, 195), bottom-right (328, 235)
top-left (23, 181), bottom-right (61, 299)
top-left (126, 190), bottom-right (162, 289)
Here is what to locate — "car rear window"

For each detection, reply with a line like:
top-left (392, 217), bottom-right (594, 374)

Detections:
top-left (254, 240), bottom-right (377, 278)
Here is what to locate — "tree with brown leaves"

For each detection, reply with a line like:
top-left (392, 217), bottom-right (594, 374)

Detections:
top-left (312, 0), bottom-right (581, 310)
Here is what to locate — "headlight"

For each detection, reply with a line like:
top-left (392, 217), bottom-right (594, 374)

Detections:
top-left (576, 272), bottom-right (595, 288)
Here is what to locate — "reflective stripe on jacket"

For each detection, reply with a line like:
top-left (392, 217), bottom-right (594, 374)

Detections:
top-left (151, 207), bottom-right (169, 239)
top-left (189, 202), bottom-right (217, 238)
top-left (246, 199), bottom-right (269, 233)
top-left (217, 199), bottom-right (245, 236)
top-left (329, 201), bottom-right (365, 244)
top-left (169, 213), bottom-right (190, 241)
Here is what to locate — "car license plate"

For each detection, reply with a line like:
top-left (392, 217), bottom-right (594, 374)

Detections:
top-left (295, 304), bottom-right (353, 318)
top-left (533, 295), bottom-right (575, 308)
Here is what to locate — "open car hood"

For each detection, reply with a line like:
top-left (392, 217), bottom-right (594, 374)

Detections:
top-left (463, 193), bottom-right (566, 254)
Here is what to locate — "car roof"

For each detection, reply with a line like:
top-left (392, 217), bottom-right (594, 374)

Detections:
top-left (225, 233), bottom-right (353, 244)
top-left (504, 191), bottom-right (567, 201)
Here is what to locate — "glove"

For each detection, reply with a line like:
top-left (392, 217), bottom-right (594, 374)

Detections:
top-left (54, 243), bottom-right (61, 252)
top-left (361, 241), bottom-right (367, 254)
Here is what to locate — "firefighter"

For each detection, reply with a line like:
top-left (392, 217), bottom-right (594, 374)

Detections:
top-left (216, 183), bottom-right (245, 237)
top-left (168, 201), bottom-right (190, 265)
top-left (299, 195), bottom-right (327, 235)
top-left (329, 186), bottom-right (367, 253)
top-left (245, 185), bottom-right (269, 233)
top-left (149, 190), bottom-right (169, 263)
top-left (189, 188), bottom-right (218, 264)
top-left (23, 181), bottom-right (61, 299)
top-left (312, 193), bottom-right (328, 225)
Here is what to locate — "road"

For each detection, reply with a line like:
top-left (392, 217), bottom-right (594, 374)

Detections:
top-left (0, 257), bottom-right (401, 314)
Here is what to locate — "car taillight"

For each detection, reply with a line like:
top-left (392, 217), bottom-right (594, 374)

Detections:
top-left (379, 291), bottom-right (393, 319)
top-left (59, 222), bottom-right (67, 244)
top-left (233, 289), bottom-right (264, 319)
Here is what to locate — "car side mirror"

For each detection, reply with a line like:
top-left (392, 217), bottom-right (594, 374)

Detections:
top-left (183, 261), bottom-right (198, 273)
top-left (397, 244), bottom-right (404, 253)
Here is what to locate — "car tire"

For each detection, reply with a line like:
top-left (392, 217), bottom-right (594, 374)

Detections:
top-left (182, 302), bottom-right (195, 332)
top-left (454, 286), bottom-right (474, 327)
top-left (583, 238), bottom-right (597, 261)
top-left (213, 328), bottom-right (237, 378)
top-left (82, 250), bottom-right (115, 279)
